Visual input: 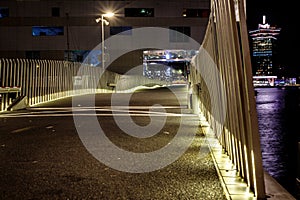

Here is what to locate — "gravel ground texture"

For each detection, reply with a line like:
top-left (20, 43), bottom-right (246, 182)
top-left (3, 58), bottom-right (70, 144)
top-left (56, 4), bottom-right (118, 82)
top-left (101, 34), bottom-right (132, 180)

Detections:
top-left (0, 86), bottom-right (227, 200)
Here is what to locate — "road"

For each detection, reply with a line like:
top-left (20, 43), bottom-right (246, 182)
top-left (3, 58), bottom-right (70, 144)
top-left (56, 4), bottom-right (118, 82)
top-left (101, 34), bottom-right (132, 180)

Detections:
top-left (0, 84), bottom-right (226, 200)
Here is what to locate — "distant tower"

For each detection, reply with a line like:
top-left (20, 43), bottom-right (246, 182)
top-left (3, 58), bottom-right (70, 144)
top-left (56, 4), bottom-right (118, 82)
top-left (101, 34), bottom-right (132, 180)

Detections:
top-left (249, 15), bottom-right (281, 76)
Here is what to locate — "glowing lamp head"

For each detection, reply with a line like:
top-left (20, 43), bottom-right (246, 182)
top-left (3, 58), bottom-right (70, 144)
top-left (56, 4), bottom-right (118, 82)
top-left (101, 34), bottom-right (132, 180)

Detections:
top-left (95, 18), bottom-right (101, 23)
top-left (102, 12), bottom-right (115, 18)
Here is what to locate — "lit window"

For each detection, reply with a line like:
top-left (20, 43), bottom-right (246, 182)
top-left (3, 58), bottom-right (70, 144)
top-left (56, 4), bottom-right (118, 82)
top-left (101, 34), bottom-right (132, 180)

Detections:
top-left (182, 9), bottom-right (210, 18)
top-left (0, 7), bottom-right (9, 18)
top-left (32, 26), bottom-right (64, 36)
top-left (125, 8), bottom-right (154, 17)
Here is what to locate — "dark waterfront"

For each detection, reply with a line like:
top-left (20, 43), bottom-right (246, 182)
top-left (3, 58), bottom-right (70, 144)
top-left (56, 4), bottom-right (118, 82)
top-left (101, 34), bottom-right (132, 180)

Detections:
top-left (255, 86), bottom-right (300, 198)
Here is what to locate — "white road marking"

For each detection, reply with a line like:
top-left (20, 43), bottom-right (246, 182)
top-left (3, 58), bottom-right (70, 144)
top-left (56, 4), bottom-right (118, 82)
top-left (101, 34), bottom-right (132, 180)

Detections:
top-left (11, 126), bottom-right (36, 133)
top-left (0, 106), bottom-right (196, 118)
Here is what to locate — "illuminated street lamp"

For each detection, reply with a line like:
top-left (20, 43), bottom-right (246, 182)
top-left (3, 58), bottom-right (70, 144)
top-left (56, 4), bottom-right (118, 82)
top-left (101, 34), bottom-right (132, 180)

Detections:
top-left (95, 12), bottom-right (115, 68)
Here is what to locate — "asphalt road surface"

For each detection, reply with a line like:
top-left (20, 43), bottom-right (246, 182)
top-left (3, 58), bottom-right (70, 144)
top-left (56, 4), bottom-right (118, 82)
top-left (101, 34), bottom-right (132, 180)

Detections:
top-left (0, 85), bottom-right (226, 200)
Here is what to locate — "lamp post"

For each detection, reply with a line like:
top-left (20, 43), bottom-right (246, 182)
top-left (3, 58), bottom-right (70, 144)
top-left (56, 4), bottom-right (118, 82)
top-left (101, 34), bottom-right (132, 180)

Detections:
top-left (95, 12), bottom-right (114, 69)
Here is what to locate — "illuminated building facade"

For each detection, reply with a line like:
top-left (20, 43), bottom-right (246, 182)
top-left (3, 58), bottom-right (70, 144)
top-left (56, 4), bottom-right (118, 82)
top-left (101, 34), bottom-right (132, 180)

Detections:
top-left (249, 16), bottom-right (281, 76)
top-left (142, 49), bottom-right (198, 83)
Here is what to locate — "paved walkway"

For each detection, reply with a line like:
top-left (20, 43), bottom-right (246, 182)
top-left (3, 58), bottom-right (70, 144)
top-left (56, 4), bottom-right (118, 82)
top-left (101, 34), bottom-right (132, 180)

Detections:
top-left (0, 86), bottom-right (226, 199)
top-left (0, 85), bottom-right (296, 199)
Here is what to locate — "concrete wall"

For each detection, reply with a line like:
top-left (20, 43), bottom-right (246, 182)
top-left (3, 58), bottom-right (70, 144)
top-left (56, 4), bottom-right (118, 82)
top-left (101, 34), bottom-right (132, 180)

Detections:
top-left (0, 0), bottom-right (209, 63)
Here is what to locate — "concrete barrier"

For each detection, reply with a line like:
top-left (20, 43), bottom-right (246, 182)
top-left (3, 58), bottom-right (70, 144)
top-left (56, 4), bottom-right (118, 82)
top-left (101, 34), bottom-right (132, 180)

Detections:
top-left (7, 95), bottom-right (28, 111)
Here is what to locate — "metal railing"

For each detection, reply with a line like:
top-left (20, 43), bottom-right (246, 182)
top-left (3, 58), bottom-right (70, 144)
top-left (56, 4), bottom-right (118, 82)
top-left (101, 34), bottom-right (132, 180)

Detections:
top-left (0, 59), bottom-right (98, 111)
top-left (0, 58), bottom-right (167, 112)
top-left (189, 0), bottom-right (265, 198)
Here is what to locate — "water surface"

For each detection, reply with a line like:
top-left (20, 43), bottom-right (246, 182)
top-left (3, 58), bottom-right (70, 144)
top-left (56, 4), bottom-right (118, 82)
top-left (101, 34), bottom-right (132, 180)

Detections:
top-left (255, 87), bottom-right (300, 198)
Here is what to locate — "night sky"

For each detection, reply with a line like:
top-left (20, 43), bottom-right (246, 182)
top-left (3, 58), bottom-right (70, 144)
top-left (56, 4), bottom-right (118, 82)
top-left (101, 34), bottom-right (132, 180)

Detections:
top-left (245, 0), bottom-right (299, 77)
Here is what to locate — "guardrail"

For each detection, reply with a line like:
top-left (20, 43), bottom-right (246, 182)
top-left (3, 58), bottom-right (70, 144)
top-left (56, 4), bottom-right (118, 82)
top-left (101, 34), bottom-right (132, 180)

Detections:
top-left (188, 0), bottom-right (265, 198)
top-left (0, 59), bottom-right (101, 112)
top-left (0, 58), bottom-right (167, 112)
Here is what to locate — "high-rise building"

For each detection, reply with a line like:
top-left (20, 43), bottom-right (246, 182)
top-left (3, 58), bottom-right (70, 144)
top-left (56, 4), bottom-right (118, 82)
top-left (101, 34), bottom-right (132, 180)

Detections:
top-left (249, 15), bottom-right (281, 76)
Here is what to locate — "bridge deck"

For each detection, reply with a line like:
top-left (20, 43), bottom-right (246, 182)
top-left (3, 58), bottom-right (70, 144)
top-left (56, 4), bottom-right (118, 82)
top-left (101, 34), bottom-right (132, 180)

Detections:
top-left (0, 86), bottom-right (226, 199)
top-left (0, 85), bottom-right (295, 199)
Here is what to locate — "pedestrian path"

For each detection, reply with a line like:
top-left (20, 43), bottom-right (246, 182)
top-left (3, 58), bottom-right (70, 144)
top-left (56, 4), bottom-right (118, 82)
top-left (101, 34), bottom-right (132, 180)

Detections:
top-left (0, 88), bottom-right (295, 200)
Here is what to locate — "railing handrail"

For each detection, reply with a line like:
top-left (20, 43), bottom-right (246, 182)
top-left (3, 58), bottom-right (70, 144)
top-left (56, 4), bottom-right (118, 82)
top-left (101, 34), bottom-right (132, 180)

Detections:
top-left (188, 0), bottom-right (265, 198)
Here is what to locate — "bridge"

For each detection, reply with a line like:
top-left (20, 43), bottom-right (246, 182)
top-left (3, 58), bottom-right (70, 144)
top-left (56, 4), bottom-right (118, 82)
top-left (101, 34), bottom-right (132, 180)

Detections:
top-left (0, 0), bottom-right (296, 199)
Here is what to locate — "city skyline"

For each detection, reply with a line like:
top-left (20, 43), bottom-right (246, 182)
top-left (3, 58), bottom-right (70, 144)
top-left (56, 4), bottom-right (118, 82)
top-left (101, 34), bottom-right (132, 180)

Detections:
top-left (249, 15), bottom-right (281, 77)
top-left (246, 0), bottom-right (299, 78)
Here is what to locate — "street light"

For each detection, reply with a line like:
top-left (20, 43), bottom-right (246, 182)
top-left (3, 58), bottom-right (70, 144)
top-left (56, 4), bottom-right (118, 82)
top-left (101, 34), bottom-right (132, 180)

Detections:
top-left (95, 12), bottom-right (115, 68)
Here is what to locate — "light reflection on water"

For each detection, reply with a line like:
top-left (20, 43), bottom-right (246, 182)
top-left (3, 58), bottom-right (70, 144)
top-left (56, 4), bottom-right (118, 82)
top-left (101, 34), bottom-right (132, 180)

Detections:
top-left (255, 87), bottom-right (300, 197)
